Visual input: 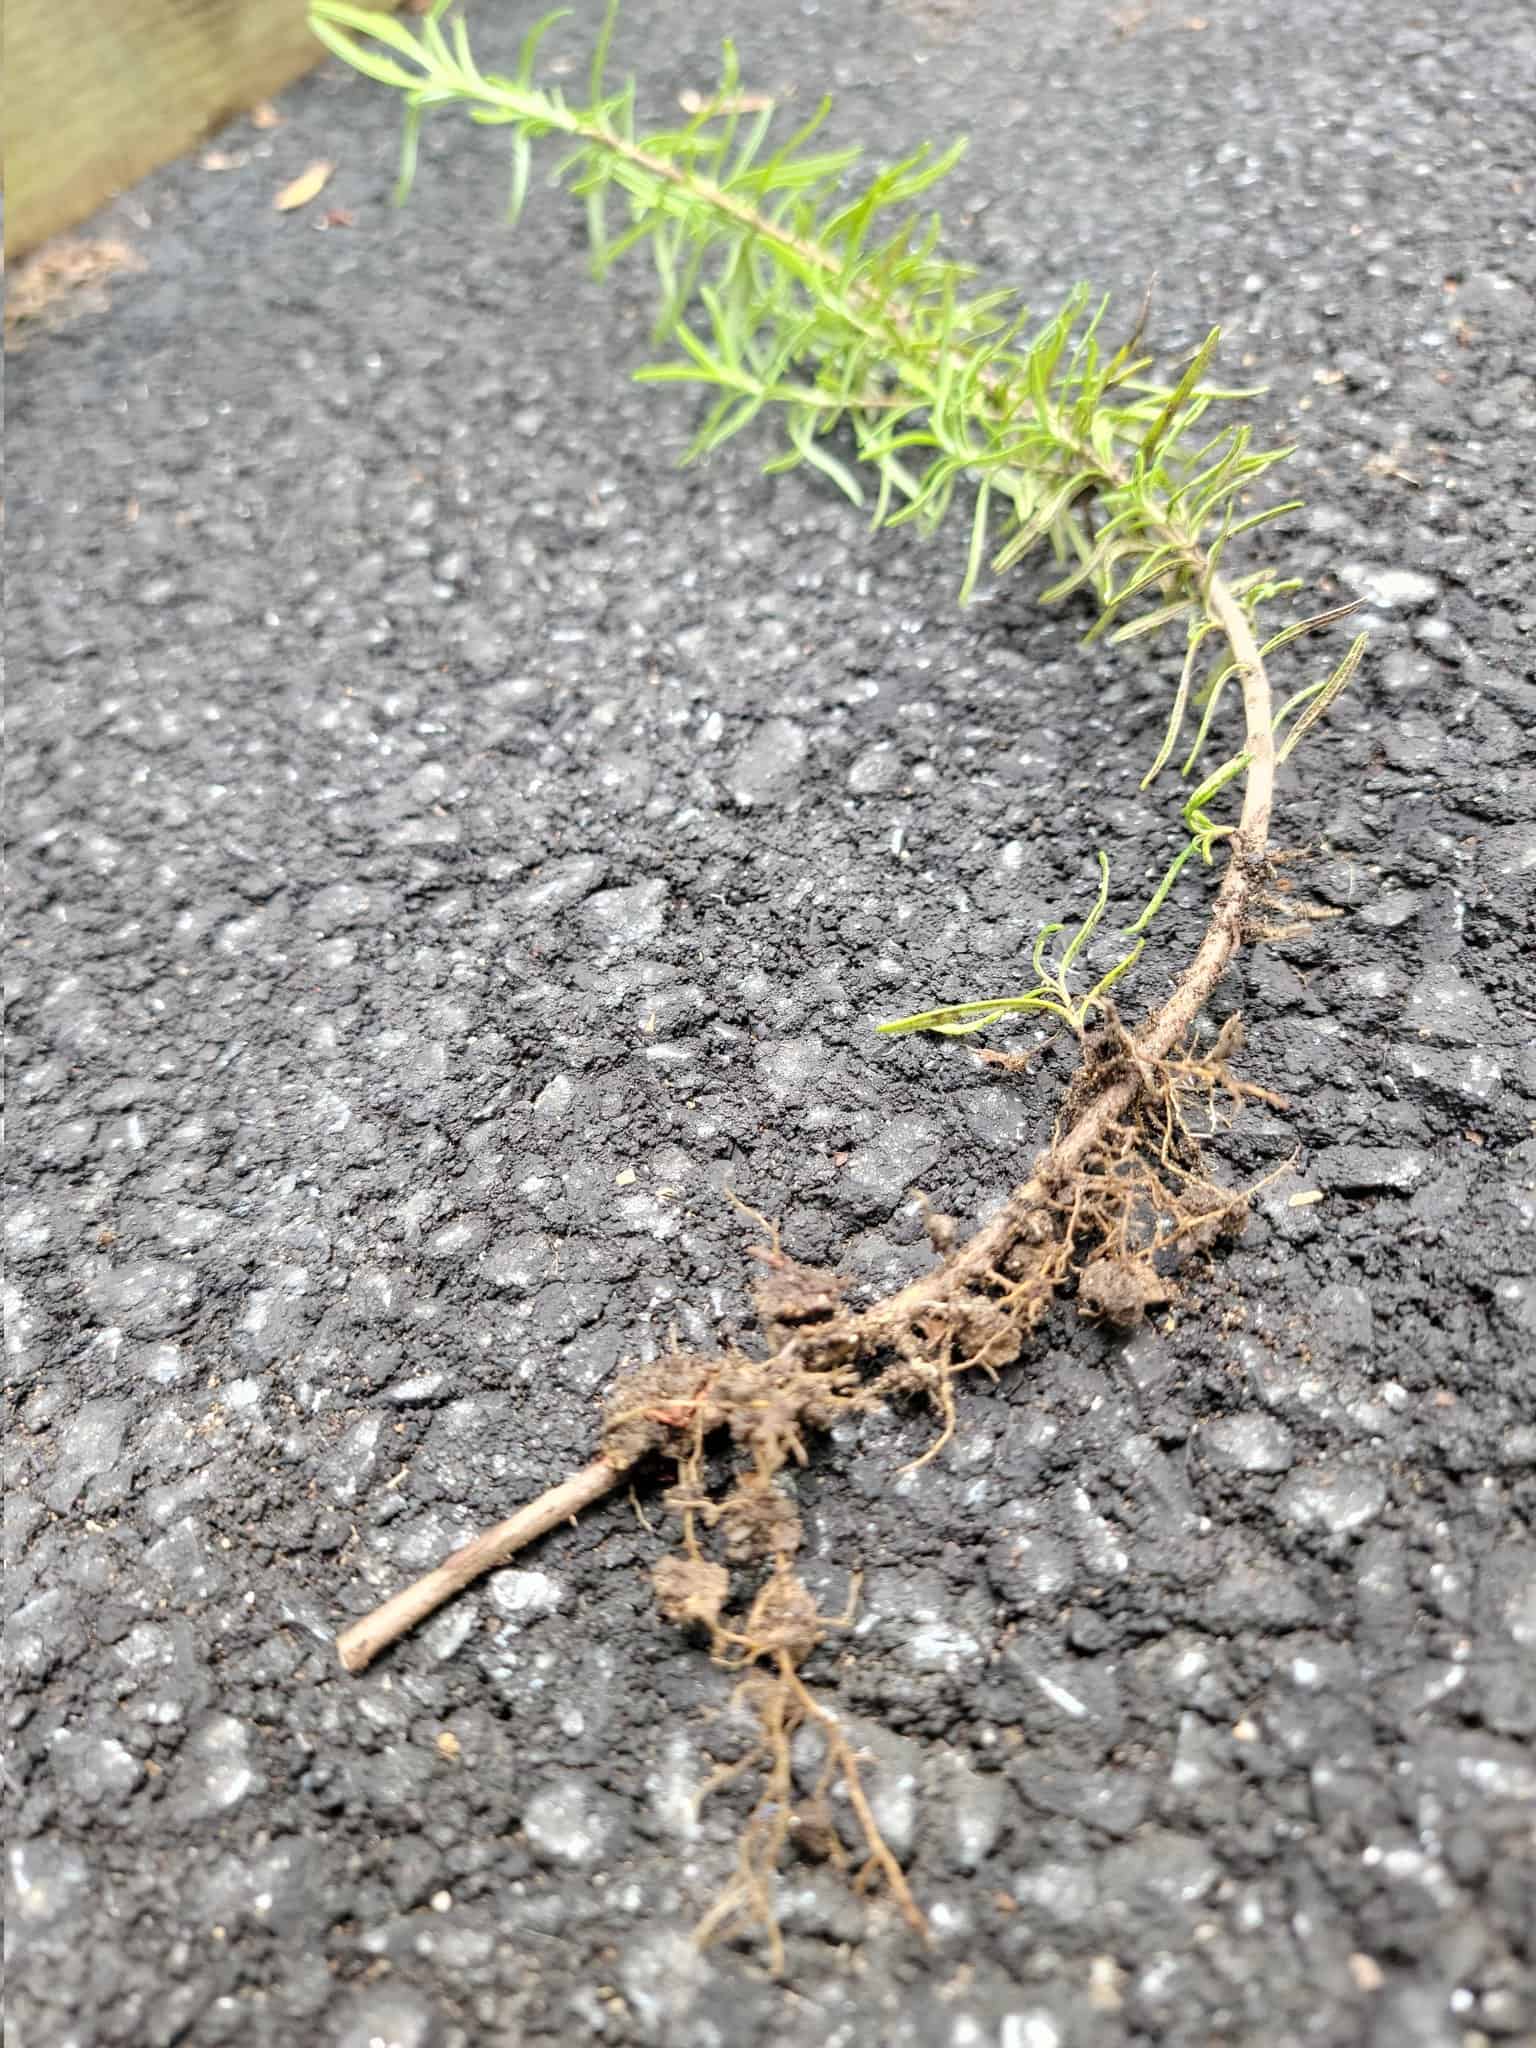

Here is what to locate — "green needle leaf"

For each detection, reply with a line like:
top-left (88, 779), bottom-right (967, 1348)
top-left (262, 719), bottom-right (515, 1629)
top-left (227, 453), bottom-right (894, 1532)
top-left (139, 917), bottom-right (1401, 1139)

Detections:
top-left (307, 0), bottom-right (1366, 1044)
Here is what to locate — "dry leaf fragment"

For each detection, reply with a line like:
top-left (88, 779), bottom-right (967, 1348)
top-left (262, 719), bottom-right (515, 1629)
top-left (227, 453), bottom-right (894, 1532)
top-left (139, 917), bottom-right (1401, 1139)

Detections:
top-left (275, 161), bottom-right (334, 212)
top-left (250, 100), bottom-right (281, 129)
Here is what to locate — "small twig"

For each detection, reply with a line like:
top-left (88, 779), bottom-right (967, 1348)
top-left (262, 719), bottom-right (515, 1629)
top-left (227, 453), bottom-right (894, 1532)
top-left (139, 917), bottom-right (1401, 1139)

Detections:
top-left (336, 1456), bottom-right (622, 1671)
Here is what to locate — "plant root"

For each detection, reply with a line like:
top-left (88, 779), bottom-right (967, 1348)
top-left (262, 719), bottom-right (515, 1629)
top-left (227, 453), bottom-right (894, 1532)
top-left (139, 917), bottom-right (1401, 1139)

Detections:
top-left (624, 1025), bottom-right (1266, 1962)
top-left (333, 556), bottom-right (1298, 1965)
top-left (334, 992), bottom-right (1288, 1960)
top-left (688, 1573), bottom-right (927, 1974)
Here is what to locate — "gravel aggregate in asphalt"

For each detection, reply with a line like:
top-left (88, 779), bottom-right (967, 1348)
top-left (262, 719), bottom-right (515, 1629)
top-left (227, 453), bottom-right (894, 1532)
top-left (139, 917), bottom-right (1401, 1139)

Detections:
top-left (7, 2), bottom-right (1535, 2043)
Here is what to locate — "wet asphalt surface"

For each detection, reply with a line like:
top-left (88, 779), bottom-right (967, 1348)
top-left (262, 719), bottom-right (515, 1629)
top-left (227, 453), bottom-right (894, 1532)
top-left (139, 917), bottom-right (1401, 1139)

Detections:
top-left (6, 1), bottom-right (1536, 2043)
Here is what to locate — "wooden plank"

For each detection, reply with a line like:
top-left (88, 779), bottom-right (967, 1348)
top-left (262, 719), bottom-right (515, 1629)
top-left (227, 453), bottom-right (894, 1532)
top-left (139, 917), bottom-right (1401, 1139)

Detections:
top-left (4, 0), bottom-right (394, 260)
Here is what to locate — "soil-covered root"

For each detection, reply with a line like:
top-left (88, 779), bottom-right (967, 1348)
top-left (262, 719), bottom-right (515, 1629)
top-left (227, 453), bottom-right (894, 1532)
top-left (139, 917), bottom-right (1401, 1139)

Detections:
top-left (685, 1567), bottom-right (927, 1977)
top-left (596, 1017), bottom-right (1280, 1962)
top-left (340, 1014), bottom-right (1285, 1957)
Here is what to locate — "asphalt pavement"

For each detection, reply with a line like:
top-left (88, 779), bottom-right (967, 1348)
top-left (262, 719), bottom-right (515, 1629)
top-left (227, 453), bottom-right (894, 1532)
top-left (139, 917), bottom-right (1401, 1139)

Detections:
top-left (7, 1), bottom-right (1535, 2043)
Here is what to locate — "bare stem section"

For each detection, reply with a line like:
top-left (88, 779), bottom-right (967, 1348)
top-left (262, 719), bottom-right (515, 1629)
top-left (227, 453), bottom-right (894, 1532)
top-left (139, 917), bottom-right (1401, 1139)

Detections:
top-left (336, 1459), bottom-right (621, 1672)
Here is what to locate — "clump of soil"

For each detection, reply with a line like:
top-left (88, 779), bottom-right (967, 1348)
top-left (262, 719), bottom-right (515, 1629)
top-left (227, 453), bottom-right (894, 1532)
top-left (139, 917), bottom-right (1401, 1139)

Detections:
top-left (5, 238), bottom-right (143, 349)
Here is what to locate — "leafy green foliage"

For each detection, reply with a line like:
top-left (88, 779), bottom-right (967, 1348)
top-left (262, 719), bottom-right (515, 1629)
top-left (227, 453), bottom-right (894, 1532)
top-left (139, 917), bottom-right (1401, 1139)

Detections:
top-left (309, 0), bottom-right (1364, 1035)
top-left (876, 852), bottom-right (1144, 1039)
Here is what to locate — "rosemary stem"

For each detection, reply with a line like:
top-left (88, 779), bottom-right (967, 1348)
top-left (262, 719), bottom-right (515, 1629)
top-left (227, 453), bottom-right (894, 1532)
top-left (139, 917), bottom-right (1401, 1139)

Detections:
top-left (335, 1458), bottom-right (622, 1672)
top-left (310, 0), bottom-right (1340, 1677)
